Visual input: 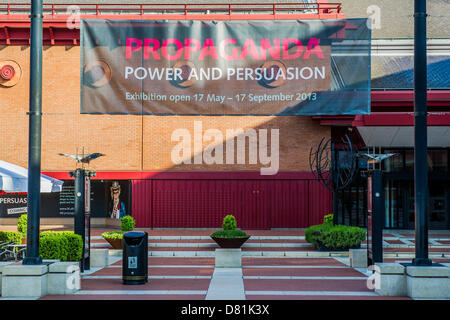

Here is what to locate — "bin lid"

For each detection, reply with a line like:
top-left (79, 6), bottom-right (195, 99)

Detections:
top-left (123, 231), bottom-right (147, 239)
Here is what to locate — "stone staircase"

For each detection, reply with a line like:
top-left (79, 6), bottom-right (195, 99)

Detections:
top-left (90, 230), bottom-right (450, 259)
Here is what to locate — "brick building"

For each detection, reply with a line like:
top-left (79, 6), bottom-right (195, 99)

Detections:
top-left (0, 0), bottom-right (449, 229)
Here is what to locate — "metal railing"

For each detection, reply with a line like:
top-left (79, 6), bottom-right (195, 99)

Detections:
top-left (0, 2), bottom-right (342, 17)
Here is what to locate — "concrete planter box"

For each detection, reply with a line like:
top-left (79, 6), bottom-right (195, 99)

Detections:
top-left (374, 263), bottom-right (407, 296)
top-left (0, 261), bottom-right (14, 295)
top-left (90, 249), bottom-right (109, 268)
top-left (1, 261), bottom-right (81, 298)
top-left (215, 248), bottom-right (242, 268)
top-left (1, 264), bottom-right (49, 298)
top-left (47, 262), bottom-right (80, 295)
top-left (406, 265), bottom-right (450, 299)
top-left (349, 249), bottom-right (368, 268)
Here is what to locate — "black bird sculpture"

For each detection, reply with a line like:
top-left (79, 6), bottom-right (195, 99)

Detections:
top-left (58, 151), bottom-right (105, 168)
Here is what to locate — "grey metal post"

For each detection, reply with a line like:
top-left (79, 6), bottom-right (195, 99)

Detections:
top-left (412, 0), bottom-right (432, 266)
top-left (23, 0), bottom-right (43, 265)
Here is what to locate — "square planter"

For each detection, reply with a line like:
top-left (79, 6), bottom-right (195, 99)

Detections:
top-left (211, 236), bottom-right (250, 248)
top-left (104, 238), bottom-right (123, 249)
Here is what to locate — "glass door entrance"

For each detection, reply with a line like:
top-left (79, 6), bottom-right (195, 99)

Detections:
top-left (429, 183), bottom-right (448, 229)
top-left (400, 181), bottom-right (449, 230)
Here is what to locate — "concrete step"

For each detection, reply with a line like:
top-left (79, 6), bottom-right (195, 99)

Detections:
top-left (91, 235), bottom-right (306, 240)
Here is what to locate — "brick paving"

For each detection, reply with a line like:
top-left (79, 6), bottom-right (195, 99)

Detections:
top-left (245, 295), bottom-right (411, 300)
top-left (90, 267), bottom-right (214, 277)
top-left (243, 267), bottom-right (365, 277)
top-left (42, 294), bottom-right (205, 300)
top-left (80, 278), bottom-right (211, 291)
top-left (242, 257), bottom-right (344, 266)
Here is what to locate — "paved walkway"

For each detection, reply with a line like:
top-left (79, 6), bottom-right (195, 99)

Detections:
top-left (1, 227), bottom-right (449, 300)
top-left (40, 255), bottom-right (429, 300)
top-left (35, 228), bottom-right (450, 300)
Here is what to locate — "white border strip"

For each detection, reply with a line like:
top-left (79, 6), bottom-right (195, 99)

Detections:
top-left (243, 276), bottom-right (367, 280)
top-left (245, 290), bottom-right (378, 296)
top-left (106, 265), bottom-right (214, 268)
top-left (74, 290), bottom-right (207, 295)
top-left (243, 265), bottom-right (349, 269)
top-left (82, 275), bottom-right (211, 279)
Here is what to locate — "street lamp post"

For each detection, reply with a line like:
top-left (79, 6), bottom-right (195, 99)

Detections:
top-left (59, 150), bottom-right (104, 272)
top-left (413, 0), bottom-right (432, 266)
top-left (23, 0), bottom-right (43, 265)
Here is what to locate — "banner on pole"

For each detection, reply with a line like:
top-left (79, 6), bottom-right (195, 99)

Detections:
top-left (81, 19), bottom-right (371, 115)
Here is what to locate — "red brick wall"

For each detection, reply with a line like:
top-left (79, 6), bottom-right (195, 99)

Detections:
top-left (0, 45), bottom-right (330, 172)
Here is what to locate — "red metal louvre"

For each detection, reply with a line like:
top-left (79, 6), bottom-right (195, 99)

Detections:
top-left (308, 179), bottom-right (333, 226)
top-left (131, 174), bottom-right (332, 229)
top-left (132, 179), bottom-right (152, 228)
top-left (151, 179), bottom-right (241, 228)
top-left (268, 180), bottom-right (309, 228)
top-left (239, 180), bottom-right (270, 229)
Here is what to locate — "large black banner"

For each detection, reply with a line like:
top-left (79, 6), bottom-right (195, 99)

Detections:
top-left (58, 180), bottom-right (131, 219)
top-left (0, 180), bottom-right (131, 219)
top-left (81, 19), bottom-right (371, 115)
top-left (0, 191), bottom-right (59, 218)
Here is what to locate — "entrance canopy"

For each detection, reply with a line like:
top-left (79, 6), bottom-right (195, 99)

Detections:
top-left (0, 160), bottom-right (63, 193)
top-left (354, 112), bottom-right (450, 147)
top-left (358, 126), bottom-right (450, 147)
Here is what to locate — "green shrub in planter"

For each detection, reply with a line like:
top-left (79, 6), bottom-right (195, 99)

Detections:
top-left (17, 214), bottom-right (27, 236)
top-left (0, 231), bottom-right (22, 245)
top-left (101, 231), bottom-right (124, 239)
top-left (120, 216), bottom-right (135, 232)
top-left (323, 214), bottom-right (334, 226)
top-left (211, 215), bottom-right (249, 248)
top-left (222, 215), bottom-right (237, 231)
top-left (210, 229), bottom-right (249, 238)
top-left (101, 231), bottom-right (124, 249)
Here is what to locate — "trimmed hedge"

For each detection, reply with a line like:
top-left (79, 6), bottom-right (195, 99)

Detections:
top-left (17, 214), bottom-right (27, 235)
top-left (305, 224), bottom-right (327, 247)
top-left (61, 232), bottom-right (83, 261)
top-left (316, 225), bottom-right (366, 250)
top-left (210, 230), bottom-right (248, 238)
top-left (39, 236), bottom-right (69, 261)
top-left (120, 216), bottom-right (135, 232)
top-left (39, 231), bottom-right (83, 262)
top-left (305, 216), bottom-right (366, 251)
top-left (0, 231), bottom-right (22, 245)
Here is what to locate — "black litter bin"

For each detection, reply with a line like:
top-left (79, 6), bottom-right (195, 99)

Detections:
top-left (122, 231), bottom-right (148, 285)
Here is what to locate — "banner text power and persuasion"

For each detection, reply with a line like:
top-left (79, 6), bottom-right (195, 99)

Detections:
top-left (124, 66), bottom-right (326, 81)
